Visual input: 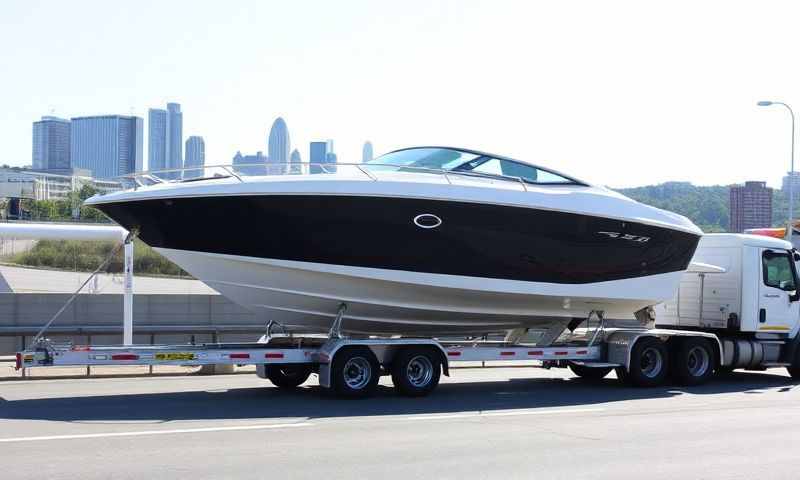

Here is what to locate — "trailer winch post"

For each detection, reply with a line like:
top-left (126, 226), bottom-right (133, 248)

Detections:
top-left (123, 235), bottom-right (134, 345)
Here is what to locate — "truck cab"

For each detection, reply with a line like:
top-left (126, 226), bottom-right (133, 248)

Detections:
top-left (656, 233), bottom-right (800, 371)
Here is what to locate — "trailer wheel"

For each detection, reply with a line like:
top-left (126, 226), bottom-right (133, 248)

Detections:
top-left (331, 346), bottom-right (380, 398)
top-left (265, 364), bottom-right (313, 389)
top-left (569, 364), bottom-right (613, 380)
top-left (672, 338), bottom-right (714, 386)
top-left (625, 337), bottom-right (669, 387)
top-left (391, 347), bottom-right (441, 397)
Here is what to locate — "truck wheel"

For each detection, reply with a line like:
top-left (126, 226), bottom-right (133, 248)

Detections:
top-left (569, 364), bottom-right (613, 380)
top-left (391, 347), bottom-right (441, 397)
top-left (787, 348), bottom-right (800, 379)
top-left (331, 346), bottom-right (380, 398)
top-left (625, 337), bottom-right (669, 387)
top-left (265, 364), bottom-right (313, 388)
top-left (672, 338), bottom-right (714, 386)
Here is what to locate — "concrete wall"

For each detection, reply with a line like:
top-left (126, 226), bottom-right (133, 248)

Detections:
top-left (0, 293), bottom-right (260, 354)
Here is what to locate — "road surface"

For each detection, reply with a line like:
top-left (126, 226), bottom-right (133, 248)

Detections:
top-left (1, 367), bottom-right (799, 479)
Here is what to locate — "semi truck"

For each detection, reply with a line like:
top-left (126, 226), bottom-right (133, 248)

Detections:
top-left (15, 233), bottom-right (800, 398)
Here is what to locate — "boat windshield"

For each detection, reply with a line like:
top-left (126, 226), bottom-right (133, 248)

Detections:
top-left (367, 147), bottom-right (582, 185)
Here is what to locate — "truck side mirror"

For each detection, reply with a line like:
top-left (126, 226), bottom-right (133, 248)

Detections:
top-left (791, 291), bottom-right (800, 302)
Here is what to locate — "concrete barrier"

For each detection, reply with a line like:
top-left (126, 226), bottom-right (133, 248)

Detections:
top-left (0, 293), bottom-right (261, 355)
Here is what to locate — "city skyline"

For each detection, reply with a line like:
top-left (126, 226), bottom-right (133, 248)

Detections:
top-left (4, 2), bottom-right (799, 189)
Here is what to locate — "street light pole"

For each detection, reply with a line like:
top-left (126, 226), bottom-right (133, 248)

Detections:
top-left (758, 100), bottom-right (796, 235)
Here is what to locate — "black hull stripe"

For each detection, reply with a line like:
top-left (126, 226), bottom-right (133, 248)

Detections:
top-left (96, 195), bottom-right (700, 284)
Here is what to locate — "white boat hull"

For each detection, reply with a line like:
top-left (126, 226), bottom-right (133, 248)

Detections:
top-left (157, 247), bottom-right (684, 335)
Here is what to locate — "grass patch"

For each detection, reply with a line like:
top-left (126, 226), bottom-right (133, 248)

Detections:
top-left (7, 239), bottom-right (189, 277)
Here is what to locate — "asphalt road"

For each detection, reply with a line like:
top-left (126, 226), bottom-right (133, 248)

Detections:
top-left (2, 367), bottom-right (799, 479)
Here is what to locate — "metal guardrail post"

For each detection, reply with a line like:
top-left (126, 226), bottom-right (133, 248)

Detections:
top-left (86, 334), bottom-right (91, 377)
top-left (149, 333), bottom-right (155, 375)
top-left (20, 334), bottom-right (27, 379)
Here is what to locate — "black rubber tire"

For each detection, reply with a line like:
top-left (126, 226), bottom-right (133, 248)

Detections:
top-left (391, 347), bottom-right (442, 397)
top-left (671, 338), bottom-right (715, 386)
top-left (625, 337), bottom-right (669, 387)
top-left (569, 364), bottom-right (613, 380)
top-left (787, 347), bottom-right (800, 379)
top-left (716, 366), bottom-right (735, 376)
top-left (331, 346), bottom-right (380, 399)
top-left (265, 364), bottom-right (313, 388)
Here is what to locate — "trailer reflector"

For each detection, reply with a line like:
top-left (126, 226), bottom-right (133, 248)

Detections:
top-left (15, 353), bottom-right (22, 370)
top-left (447, 351), bottom-right (462, 357)
top-left (500, 351), bottom-right (516, 356)
top-left (230, 353), bottom-right (250, 359)
top-left (111, 354), bottom-right (139, 361)
top-left (576, 350), bottom-right (587, 355)
top-left (555, 351), bottom-right (568, 356)
top-left (265, 353), bottom-right (284, 359)
top-left (72, 346), bottom-right (91, 352)
top-left (528, 351), bottom-right (544, 356)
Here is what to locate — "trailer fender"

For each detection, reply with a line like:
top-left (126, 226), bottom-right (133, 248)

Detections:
top-left (605, 329), bottom-right (722, 371)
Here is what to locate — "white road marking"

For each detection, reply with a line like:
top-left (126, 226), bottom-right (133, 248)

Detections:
top-left (401, 407), bottom-right (604, 421)
top-left (0, 422), bottom-right (314, 444)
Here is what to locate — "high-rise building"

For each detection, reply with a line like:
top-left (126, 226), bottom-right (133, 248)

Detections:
top-left (267, 117), bottom-right (290, 174)
top-left (782, 172), bottom-right (800, 193)
top-left (148, 109), bottom-right (166, 171)
top-left (309, 141), bottom-right (333, 174)
top-left (730, 181), bottom-right (773, 232)
top-left (148, 102), bottom-right (183, 177)
top-left (70, 115), bottom-right (143, 179)
top-left (362, 141), bottom-right (373, 163)
top-left (184, 136), bottom-right (205, 178)
top-left (232, 151), bottom-right (268, 176)
top-left (32, 116), bottom-right (71, 170)
top-left (289, 148), bottom-right (302, 174)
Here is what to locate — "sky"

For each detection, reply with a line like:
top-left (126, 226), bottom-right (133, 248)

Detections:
top-left (1, 0), bottom-right (799, 188)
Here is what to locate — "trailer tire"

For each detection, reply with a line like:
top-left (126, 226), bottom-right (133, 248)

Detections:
top-left (569, 364), bottom-right (613, 380)
top-left (625, 337), bottom-right (669, 387)
top-left (671, 338), bottom-right (714, 386)
top-left (331, 346), bottom-right (380, 398)
top-left (265, 364), bottom-right (313, 389)
top-left (391, 347), bottom-right (441, 397)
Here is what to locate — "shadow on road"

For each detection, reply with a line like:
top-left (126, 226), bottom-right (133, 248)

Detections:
top-left (1, 369), bottom-right (797, 424)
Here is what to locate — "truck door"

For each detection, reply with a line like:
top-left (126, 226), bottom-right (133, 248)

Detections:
top-left (758, 249), bottom-right (800, 333)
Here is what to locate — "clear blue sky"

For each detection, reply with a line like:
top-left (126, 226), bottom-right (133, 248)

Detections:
top-left (2, 0), bottom-right (799, 187)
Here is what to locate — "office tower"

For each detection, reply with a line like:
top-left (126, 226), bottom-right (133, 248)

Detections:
top-left (730, 181), bottom-right (773, 232)
top-left (782, 172), bottom-right (800, 193)
top-left (232, 151), bottom-right (268, 176)
top-left (309, 141), bottom-right (329, 174)
top-left (70, 115), bottom-right (143, 179)
top-left (148, 102), bottom-right (183, 177)
top-left (185, 136), bottom-right (205, 178)
top-left (32, 116), bottom-right (71, 170)
top-left (362, 141), bottom-right (373, 163)
top-left (290, 148), bottom-right (302, 174)
top-left (268, 117), bottom-right (290, 174)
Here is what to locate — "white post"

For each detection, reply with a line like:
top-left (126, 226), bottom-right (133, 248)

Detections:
top-left (123, 239), bottom-right (134, 345)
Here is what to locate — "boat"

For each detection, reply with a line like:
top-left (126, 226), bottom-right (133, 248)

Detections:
top-left (84, 146), bottom-right (703, 337)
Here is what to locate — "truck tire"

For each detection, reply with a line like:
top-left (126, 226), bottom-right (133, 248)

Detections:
top-left (787, 348), bottom-right (800, 379)
top-left (671, 338), bottom-right (714, 386)
top-left (331, 346), bottom-right (380, 398)
top-left (265, 364), bottom-right (313, 389)
top-left (624, 337), bottom-right (669, 387)
top-left (569, 363), bottom-right (613, 380)
top-left (391, 347), bottom-right (441, 397)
